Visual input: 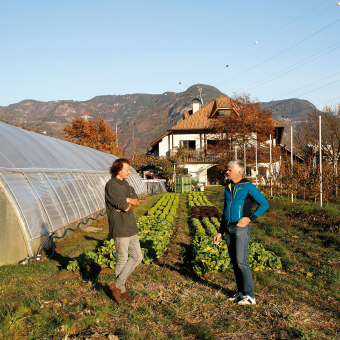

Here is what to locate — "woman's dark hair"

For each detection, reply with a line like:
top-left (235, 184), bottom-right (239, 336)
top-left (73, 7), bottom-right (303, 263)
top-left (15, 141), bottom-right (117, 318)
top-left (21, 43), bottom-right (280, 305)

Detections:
top-left (110, 158), bottom-right (130, 177)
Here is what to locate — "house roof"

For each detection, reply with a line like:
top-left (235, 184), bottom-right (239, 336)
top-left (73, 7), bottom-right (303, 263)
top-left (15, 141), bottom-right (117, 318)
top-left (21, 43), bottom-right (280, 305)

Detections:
top-left (150, 95), bottom-right (284, 146)
top-left (279, 144), bottom-right (305, 162)
top-left (273, 120), bottom-right (284, 128)
top-left (170, 95), bottom-right (284, 130)
top-left (150, 130), bottom-right (171, 147)
top-left (171, 100), bottom-right (216, 130)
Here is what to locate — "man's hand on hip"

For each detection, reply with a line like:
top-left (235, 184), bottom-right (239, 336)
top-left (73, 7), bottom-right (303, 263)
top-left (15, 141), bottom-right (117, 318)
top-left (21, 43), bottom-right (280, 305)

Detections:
top-left (214, 233), bottom-right (222, 244)
top-left (237, 217), bottom-right (251, 227)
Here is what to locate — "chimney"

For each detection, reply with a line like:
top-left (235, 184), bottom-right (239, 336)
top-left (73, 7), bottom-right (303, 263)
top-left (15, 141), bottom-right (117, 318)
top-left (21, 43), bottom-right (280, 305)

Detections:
top-left (192, 98), bottom-right (201, 114)
top-left (183, 98), bottom-right (202, 120)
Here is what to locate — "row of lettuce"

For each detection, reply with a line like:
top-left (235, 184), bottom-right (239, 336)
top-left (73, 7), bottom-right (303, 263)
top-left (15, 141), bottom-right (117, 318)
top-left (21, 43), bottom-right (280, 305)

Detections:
top-left (67, 191), bottom-right (282, 276)
top-left (67, 193), bottom-right (179, 272)
top-left (189, 192), bottom-right (282, 276)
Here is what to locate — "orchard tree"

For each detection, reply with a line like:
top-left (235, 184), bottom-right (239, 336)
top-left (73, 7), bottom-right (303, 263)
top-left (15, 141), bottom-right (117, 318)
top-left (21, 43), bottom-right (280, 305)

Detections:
top-left (212, 93), bottom-right (279, 172)
top-left (62, 116), bottom-right (123, 156)
top-left (295, 104), bottom-right (340, 197)
top-left (295, 105), bottom-right (340, 169)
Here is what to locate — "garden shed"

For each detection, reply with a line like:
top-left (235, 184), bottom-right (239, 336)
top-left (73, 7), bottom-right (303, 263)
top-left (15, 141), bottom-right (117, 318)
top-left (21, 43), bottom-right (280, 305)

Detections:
top-left (0, 121), bottom-right (147, 265)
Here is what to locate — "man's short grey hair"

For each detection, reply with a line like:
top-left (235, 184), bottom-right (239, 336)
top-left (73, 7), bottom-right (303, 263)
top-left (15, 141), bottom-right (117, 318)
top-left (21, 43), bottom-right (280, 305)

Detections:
top-left (227, 160), bottom-right (245, 175)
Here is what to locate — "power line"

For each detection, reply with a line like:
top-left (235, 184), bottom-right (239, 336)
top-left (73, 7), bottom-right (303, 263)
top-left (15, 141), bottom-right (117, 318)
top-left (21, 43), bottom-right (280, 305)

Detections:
top-left (259, 0), bottom-right (329, 42)
top-left (175, 0), bottom-right (335, 87)
top-left (249, 46), bottom-right (340, 93)
top-left (267, 95), bottom-right (340, 121)
top-left (237, 41), bottom-right (340, 92)
top-left (273, 71), bottom-right (340, 100)
top-left (216, 17), bottom-right (340, 88)
top-left (293, 77), bottom-right (340, 99)
top-left (264, 92), bottom-right (340, 116)
top-left (315, 95), bottom-right (340, 109)
top-left (227, 4), bottom-right (335, 68)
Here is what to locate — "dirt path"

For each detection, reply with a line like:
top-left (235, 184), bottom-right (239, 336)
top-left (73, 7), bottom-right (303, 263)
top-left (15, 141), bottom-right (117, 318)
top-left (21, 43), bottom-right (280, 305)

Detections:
top-left (157, 194), bottom-right (194, 271)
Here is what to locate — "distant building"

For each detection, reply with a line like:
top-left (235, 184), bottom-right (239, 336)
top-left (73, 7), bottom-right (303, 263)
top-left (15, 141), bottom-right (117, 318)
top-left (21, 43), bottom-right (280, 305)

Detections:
top-left (149, 95), bottom-right (284, 185)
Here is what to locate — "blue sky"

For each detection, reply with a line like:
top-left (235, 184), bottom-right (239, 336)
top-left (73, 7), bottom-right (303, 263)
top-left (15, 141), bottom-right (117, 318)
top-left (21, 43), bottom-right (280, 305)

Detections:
top-left (0, 0), bottom-right (339, 109)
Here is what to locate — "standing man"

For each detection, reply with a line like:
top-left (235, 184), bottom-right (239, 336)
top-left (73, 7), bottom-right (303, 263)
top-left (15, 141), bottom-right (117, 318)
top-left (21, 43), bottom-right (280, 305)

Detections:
top-left (214, 160), bottom-right (269, 305)
top-left (105, 158), bottom-right (143, 303)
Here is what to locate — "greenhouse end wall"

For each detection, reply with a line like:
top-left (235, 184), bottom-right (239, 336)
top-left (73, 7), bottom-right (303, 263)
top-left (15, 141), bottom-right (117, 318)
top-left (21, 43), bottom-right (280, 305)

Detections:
top-left (0, 183), bottom-right (28, 265)
top-left (0, 121), bottom-right (147, 265)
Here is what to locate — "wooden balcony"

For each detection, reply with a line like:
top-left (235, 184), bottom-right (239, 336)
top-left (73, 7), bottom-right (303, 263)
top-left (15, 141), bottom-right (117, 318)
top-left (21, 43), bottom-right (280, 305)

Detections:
top-left (170, 149), bottom-right (222, 163)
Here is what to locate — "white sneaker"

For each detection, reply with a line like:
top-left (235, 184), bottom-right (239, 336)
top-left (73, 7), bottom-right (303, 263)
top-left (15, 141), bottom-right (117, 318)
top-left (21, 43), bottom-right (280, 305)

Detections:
top-left (238, 295), bottom-right (256, 305)
top-left (228, 292), bottom-right (244, 303)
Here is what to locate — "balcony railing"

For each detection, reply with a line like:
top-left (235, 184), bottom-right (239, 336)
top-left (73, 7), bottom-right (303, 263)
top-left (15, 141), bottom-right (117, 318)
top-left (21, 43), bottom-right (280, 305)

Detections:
top-left (170, 149), bottom-right (222, 163)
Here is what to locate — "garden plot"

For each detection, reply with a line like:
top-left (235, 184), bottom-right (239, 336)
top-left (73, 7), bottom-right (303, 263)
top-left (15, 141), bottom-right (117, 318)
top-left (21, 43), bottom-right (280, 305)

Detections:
top-left (67, 193), bottom-right (180, 271)
top-left (188, 192), bottom-right (282, 276)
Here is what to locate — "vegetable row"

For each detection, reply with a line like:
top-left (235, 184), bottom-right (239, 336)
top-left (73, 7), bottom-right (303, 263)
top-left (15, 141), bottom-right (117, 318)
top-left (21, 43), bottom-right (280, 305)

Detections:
top-left (189, 192), bottom-right (282, 276)
top-left (67, 193), bottom-right (180, 272)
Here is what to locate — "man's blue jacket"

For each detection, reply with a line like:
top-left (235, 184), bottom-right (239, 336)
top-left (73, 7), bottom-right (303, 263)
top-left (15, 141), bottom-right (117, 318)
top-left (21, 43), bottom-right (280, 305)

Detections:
top-left (219, 178), bottom-right (269, 234)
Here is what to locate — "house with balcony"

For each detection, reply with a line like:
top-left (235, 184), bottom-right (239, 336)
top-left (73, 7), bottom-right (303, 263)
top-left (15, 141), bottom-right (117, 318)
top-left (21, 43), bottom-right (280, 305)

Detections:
top-left (149, 95), bottom-right (284, 185)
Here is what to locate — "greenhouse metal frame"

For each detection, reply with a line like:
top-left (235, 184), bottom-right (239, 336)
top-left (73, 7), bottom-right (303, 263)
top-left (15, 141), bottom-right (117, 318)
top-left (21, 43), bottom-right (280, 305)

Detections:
top-left (0, 121), bottom-right (147, 265)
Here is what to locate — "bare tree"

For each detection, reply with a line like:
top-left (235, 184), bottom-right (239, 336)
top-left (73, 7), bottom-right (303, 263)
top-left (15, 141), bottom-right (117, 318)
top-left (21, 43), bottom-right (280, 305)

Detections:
top-left (295, 105), bottom-right (340, 169)
top-left (212, 93), bottom-right (279, 171)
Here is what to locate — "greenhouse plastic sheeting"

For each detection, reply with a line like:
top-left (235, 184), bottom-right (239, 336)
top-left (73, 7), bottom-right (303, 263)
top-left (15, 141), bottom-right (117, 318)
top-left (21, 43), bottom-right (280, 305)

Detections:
top-left (143, 179), bottom-right (167, 195)
top-left (0, 121), bottom-right (147, 244)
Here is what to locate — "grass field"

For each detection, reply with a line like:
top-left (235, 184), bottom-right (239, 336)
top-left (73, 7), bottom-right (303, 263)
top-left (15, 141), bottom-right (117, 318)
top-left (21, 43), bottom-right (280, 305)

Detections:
top-left (0, 187), bottom-right (340, 339)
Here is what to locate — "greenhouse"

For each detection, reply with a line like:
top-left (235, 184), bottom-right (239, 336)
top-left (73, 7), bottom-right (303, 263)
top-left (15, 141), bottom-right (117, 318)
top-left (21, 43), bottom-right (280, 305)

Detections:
top-left (0, 121), bottom-right (147, 265)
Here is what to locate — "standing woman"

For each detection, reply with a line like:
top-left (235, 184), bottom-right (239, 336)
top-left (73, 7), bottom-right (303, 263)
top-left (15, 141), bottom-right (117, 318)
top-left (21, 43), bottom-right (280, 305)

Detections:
top-left (105, 158), bottom-right (143, 303)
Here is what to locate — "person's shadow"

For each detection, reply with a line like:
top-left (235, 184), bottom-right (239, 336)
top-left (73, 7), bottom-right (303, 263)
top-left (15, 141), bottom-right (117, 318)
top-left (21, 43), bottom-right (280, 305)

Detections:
top-left (155, 238), bottom-right (235, 298)
top-left (49, 237), bottom-right (116, 301)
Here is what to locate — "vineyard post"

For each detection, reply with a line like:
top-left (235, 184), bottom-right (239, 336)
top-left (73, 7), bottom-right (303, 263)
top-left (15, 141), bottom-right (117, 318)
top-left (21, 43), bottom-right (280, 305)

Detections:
top-left (280, 156), bottom-right (283, 196)
top-left (173, 164), bottom-right (175, 192)
top-left (335, 160), bottom-right (338, 197)
top-left (255, 132), bottom-right (258, 187)
top-left (270, 134), bottom-right (272, 196)
top-left (243, 142), bottom-right (246, 177)
top-left (319, 115), bottom-right (323, 207)
top-left (291, 127), bottom-right (293, 202)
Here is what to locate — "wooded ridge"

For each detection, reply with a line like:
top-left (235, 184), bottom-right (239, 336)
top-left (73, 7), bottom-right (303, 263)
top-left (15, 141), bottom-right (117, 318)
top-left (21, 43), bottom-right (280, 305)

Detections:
top-left (0, 84), bottom-right (316, 154)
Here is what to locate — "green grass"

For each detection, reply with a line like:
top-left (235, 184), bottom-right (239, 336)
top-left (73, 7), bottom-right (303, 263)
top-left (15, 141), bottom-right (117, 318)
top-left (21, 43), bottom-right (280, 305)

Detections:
top-left (0, 188), bottom-right (340, 339)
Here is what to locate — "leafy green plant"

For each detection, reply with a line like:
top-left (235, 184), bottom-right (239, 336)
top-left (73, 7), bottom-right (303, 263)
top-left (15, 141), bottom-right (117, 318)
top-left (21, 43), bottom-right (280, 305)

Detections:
top-left (188, 192), bottom-right (282, 276)
top-left (67, 193), bottom-right (180, 271)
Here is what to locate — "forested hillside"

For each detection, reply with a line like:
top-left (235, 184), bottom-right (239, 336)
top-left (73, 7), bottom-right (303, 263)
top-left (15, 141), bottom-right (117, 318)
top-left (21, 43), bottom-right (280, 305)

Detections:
top-left (0, 85), bottom-right (316, 154)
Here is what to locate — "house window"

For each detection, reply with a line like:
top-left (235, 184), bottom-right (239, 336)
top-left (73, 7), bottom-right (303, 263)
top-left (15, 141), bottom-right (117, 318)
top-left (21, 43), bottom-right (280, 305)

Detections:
top-left (218, 109), bottom-right (231, 116)
top-left (180, 140), bottom-right (196, 149)
top-left (207, 140), bottom-right (218, 147)
top-left (258, 168), bottom-right (266, 177)
top-left (179, 168), bottom-right (188, 175)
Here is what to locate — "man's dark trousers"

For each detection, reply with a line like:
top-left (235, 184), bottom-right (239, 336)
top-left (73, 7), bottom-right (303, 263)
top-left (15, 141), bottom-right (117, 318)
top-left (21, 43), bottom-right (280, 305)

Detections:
top-left (225, 224), bottom-right (254, 298)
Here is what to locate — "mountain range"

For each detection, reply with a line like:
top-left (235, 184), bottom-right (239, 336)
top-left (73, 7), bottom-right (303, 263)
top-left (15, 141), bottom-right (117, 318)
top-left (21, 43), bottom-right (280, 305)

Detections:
top-left (0, 84), bottom-right (316, 155)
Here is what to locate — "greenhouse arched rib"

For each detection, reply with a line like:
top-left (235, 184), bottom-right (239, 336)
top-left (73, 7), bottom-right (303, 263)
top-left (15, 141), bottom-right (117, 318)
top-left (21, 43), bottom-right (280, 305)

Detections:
top-left (23, 172), bottom-right (55, 235)
top-left (57, 172), bottom-right (81, 220)
top-left (43, 172), bottom-right (70, 225)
